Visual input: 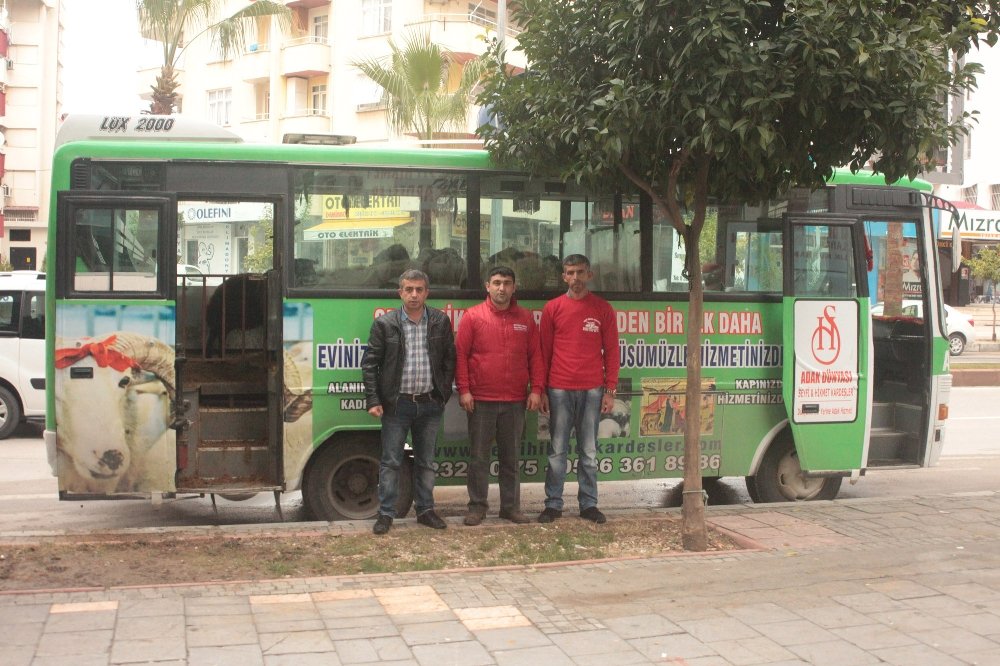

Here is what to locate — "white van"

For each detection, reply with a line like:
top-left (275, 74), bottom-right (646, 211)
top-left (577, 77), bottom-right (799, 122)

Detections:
top-left (0, 271), bottom-right (46, 438)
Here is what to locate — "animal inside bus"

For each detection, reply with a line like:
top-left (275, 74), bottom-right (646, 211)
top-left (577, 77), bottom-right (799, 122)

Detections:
top-left (44, 115), bottom-right (954, 520)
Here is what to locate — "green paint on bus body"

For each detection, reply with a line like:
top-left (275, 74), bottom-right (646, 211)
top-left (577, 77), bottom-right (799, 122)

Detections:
top-left (300, 297), bottom-right (789, 489)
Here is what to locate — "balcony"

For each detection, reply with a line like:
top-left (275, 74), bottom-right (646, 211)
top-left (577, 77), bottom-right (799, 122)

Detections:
top-left (281, 36), bottom-right (330, 78)
top-left (405, 13), bottom-right (524, 69)
top-left (239, 42), bottom-right (271, 81)
top-left (285, 0), bottom-right (329, 8)
top-left (280, 112), bottom-right (331, 135)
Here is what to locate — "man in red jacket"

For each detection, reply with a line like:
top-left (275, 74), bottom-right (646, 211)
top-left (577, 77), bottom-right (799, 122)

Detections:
top-left (455, 266), bottom-right (545, 525)
top-left (539, 254), bottom-right (620, 524)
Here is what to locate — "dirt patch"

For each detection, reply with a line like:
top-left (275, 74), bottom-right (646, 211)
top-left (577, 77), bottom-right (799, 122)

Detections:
top-left (0, 516), bottom-right (741, 592)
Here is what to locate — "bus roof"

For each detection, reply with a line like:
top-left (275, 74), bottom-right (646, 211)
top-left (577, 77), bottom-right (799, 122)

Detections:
top-left (53, 114), bottom-right (933, 191)
top-left (56, 114), bottom-right (243, 149)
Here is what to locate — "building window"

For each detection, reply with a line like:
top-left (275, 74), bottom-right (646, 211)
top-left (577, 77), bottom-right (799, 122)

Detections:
top-left (361, 0), bottom-right (392, 35)
top-left (253, 83), bottom-right (270, 120)
top-left (355, 75), bottom-right (383, 111)
top-left (468, 2), bottom-right (496, 26)
top-left (207, 88), bottom-right (232, 126)
top-left (962, 185), bottom-right (978, 206)
top-left (990, 185), bottom-right (1000, 210)
top-left (313, 14), bottom-right (329, 41)
top-left (311, 84), bottom-right (327, 115)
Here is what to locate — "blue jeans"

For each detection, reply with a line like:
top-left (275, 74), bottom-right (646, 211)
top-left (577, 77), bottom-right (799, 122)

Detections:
top-left (378, 398), bottom-right (443, 518)
top-left (544, 387), bottom-right (603, 511)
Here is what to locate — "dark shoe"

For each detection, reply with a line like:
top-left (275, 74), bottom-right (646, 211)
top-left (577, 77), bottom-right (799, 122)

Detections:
top-left (537, 507), bottom-right (562, 523)
top-left (463, 509), bottom-right (487, 526)
top-left (417, 510), bottom-right (447, 529)
top-left (580, 507), bottom-right (607, 524)
top-left (499, 509), bottom-right (530, 524)
top-left (373, 514), bottom-right (393, 535)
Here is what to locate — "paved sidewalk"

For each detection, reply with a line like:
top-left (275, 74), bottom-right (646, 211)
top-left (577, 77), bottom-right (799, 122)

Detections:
top-left (3, 492), bottom-right (1000, 665)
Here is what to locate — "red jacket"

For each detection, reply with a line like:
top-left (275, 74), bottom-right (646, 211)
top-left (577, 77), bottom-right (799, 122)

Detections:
top-left (455, 297), bottom-right (545, 401)
top-left (540, 292), bottom-right (620, 391)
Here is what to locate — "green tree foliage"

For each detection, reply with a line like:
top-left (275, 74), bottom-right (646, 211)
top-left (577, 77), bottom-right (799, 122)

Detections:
top-left (478, 0), bottom-right (1000, 550)
top-left (353, 29), bottom-right (485, 141)
top-left (137, 0), bottom-right (291, 115)
top-left (242, 219), bottom-right (274, 273)
top-left (967, 246), bottom-right (1000, 340)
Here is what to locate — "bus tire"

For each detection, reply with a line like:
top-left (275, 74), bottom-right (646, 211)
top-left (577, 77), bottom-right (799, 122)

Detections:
top-left (751, 437), bottom-right (842, 502)
top-left (302, 438), bottom-right (414, 521)
top-left (0, 386), bottom-right (21, 440)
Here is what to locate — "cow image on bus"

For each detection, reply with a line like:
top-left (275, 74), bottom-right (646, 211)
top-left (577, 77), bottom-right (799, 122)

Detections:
top-left (42, 114), bottom-right (953, 520)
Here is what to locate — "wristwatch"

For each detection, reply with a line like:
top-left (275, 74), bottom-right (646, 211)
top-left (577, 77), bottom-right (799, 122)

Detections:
top-left (606, 388), bottom-right (616, 396)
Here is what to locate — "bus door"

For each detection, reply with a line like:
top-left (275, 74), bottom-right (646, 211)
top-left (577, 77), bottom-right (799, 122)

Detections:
top-left (173, 199), bottom-right (283, 496)
top-left (53, 193), bottom-right (178, 497)
top-left (781, 214), bottom-right (872, 476)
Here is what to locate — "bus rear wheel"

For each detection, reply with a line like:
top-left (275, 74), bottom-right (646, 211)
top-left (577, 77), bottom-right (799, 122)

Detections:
top-left (749, 437), bottom-right (842, 502)
top-left (302, 438), bottom-right (413, 521)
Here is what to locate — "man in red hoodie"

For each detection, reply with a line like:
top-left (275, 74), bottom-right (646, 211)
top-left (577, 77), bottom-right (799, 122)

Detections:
top-left (539, 254), bottom-right (620, 524)
top-left (455, 266), bottom-right (545, 526)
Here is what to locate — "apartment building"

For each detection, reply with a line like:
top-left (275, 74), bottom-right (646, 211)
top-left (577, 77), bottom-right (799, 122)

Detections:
top-left (0, 0), bottom-right (62, 271)
top-left (931, 45), bottom-right (1000, 303)
top-left (138, 0), bottom-right (523, 145)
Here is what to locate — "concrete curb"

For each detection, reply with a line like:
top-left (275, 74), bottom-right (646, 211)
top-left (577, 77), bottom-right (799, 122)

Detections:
top-left (952, 368), bottom-right (1000, 386)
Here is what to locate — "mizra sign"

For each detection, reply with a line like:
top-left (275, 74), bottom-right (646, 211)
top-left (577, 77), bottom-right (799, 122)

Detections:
top-left (939, 211), bottom-right (1000, 240)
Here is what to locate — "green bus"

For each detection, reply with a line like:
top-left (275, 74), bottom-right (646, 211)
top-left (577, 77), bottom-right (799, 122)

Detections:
top-left (44, 114), bottom-right (954, 520)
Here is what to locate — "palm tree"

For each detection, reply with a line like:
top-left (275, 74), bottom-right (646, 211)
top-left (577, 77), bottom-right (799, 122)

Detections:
top-left (137, 0), bottom-right (291, 115)
top-left (352, 29), bottom-right (485, 141)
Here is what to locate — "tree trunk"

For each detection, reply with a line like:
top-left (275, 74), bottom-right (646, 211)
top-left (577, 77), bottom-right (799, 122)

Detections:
top-left (679, 159), bottom-right (711, 551)
top-left (682, 257), bottom-right (708, 551)
top-left (150, 65), bottom-right (180, 116)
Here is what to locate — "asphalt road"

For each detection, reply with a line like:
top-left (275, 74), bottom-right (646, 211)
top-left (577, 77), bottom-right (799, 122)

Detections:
top-left (2, 386), bottom-right (997, 532)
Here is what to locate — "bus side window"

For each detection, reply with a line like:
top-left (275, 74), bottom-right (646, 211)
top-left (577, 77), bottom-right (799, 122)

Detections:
top-left (72, 207), bottom-right (160, 293)
top-left (792, 226), bottom-right (857, 297)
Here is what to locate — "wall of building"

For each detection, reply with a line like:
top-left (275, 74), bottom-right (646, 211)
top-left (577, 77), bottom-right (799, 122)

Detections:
top-left (0, 0), bottom-right (63, 271)
top-left (135, 0), bottom-right (521, 146)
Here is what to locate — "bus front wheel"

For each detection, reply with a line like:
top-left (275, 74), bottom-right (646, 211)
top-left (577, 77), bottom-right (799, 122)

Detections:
top-left (747, 437), bottom-right (842, 502)
top-left (302, 438), bottom-right (414, 521)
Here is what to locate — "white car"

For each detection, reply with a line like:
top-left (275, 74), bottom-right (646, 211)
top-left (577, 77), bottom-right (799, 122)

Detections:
top-left (871, 301), bottom-right (976, 356)
top-left (177, 264), bottom-right (224, 286)
top-left (0, 271), bottom-right (46, 438)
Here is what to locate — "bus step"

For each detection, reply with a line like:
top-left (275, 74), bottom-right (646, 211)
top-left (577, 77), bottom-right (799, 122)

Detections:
top-left (869, 427), bottom-right (910, 461)
top-left (872, 402), bottom-right (894, 429)
top-left (893, 403), bottom-right (924, 435)
top-left (176, 484), bottom-right (282, 494)
top-left (198, 406), bottom-right (267, 440)
top-left (198, 438), bottom-right (270, 451)
top-left (182, 439), bottom-right (273, 481)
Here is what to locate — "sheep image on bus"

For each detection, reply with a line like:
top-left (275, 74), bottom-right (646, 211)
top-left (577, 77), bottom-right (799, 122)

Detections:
top-left (43, 114), bottom-right (955, 519)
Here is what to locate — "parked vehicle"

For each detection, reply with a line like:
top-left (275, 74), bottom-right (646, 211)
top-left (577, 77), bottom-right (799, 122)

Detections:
top-left (0, 271), bottom-right (46, 438)
top-left (43, 114), bottom-right (956, 516)
top-left (871, 301), bottom-right (975, 355)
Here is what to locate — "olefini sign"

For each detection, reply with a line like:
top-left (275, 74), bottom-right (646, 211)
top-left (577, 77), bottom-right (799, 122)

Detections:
top-left (939, 210), bottom-right (1000, 241)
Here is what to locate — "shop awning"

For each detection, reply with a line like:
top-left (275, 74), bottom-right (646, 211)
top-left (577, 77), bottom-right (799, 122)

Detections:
top-left (302, 216), bottom-right (411, 241)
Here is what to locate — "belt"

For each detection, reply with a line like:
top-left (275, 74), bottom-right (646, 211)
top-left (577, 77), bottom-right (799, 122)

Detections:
top-left (399, 392), bottom-right (435, 403)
